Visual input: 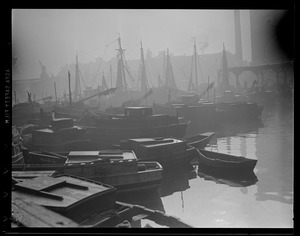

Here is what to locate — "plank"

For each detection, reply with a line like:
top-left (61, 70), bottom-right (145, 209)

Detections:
top-left (12, 194), bottom-right (78, 227)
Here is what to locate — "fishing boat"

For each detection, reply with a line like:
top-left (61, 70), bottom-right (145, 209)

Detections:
top-left (81, 106), bottom-right (189, 148)
top-left (12, 126), bottom-right (24, 164)
top-left (53, 88), bottom-right (118, 122)
top-left (12, 174), bottom-right (193, 228)
top-left (116, 137), bottom-right (197, 169)
top-left (14, 149), bottom-right (163, 193)
top-left (12, 90), bottom-right (53, 126)
top-left (196, 149), bottom-right (257, 174)
top-left (153, 42), bottom-right (223, 135)
top-left (214, 44), bottom-right (264, 122)
top-left (246, 89), bottom-right (277, 107)
top-left (22, 117), bottom-right (99, 152)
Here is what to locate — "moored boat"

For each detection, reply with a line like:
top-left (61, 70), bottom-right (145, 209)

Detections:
top-left (12, 174), bottom-right (193, 228)
top-left (81, 107), bottom-right (189, 148)
top-left (22, 118), bottom-right (99, 152)
top-left (185, 132), bottom-right (215, 149)
top-left (117, 137), bottom-right (197, 169)
top-left (14, 149), bottom-right (163, 193)
top-left (196, 149), bottom-right (257, 174)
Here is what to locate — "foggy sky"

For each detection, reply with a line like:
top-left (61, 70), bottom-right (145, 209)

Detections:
top-left (12, 9), bottom-right (251, 79)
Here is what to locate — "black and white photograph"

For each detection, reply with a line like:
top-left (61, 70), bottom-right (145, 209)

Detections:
top-left (4, 6), bottom-right (294, 233)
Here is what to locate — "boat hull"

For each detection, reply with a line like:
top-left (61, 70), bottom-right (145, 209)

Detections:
top-left (196, 149), bottom-right (257, 174)
top-left (185, 132), bottom-right (215, 149)
top-left (12, 160), bottom-right (163, 193)
top-left (137, 147), bottom-right (197, 170)
top-left (215, 102), bottom-right (263, 122)
top-left (84, 123), bottom-right (189, 148)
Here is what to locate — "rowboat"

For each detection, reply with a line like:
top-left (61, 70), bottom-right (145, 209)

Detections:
top-left (196, 149), bottom-right (257, 174)
top-left (117, 137), bottom-right (197, 169)
top-left (12, 174), bottom-right (193, 228)
top-left (185, 132), bottom-right (215, 149)
top-left (13, 150), bottom-right (163, 193)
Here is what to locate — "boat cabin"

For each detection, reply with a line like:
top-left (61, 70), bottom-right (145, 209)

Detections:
top-left (31, 118), bottom-right (86, 146)
top-left (121, 137), bottom-right (188, 158)
top-left (65, 150), bottom-right (137, 163)
top-left (64, 150), bottom-right (139, 177)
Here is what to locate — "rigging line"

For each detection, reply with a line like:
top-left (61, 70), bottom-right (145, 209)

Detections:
top-left (145, 62), bottom-right (153, 88)
top-left (79, 69), bottom-right (87, 89)
top-left (124, 50), bottom-right (139, 61)
top-left (91, 46), bottom-right (109, 87)
top-left (170, 57), bottom-right (189, 80)
top-left (122, 54), bottom-right (135, 82)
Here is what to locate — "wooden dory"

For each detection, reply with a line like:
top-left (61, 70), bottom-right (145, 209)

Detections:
top-left (185, 132), bottom-right (215, 149)
top-left (196, 149), bottom-right (257, 173)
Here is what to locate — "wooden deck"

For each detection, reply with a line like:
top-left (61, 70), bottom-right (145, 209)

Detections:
top-left (12, 194), bottom-right (78, 227)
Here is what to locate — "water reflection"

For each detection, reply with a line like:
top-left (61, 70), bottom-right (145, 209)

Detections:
top-left (197, 168), bottom-right (258, 188)
top-left (254, 106), bottom-right (293, 205)
top-left (158, 168), bottom-right (197, 197)
top-left (116, 189), bottom-right (165, 213)
top-left (213, 120), bottom-right (264, 140)
top-left (118, 102), bottom-right (293, 228)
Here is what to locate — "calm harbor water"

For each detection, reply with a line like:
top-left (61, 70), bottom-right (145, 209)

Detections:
top-left (118, 102), bottom-right (294, 228)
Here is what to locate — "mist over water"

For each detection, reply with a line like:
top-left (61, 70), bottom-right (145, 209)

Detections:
top-left (118, 104), bottom-right (293, 228)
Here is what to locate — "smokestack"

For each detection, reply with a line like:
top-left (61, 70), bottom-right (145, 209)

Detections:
top-left (234, 10), bottom-right (243, 65)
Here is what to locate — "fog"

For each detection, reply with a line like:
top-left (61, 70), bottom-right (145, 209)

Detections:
top-left (12, 9), bottom-right (252, 80)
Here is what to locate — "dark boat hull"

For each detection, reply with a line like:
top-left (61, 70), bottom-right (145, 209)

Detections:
top-left (84, 123), bottom-right (189, 148)
top-left (215, 102), bottom-right (264, 123)
top-left (137, 147), bottom-right (197, 169)
top-left (196, 149), bottom-right (257, 174)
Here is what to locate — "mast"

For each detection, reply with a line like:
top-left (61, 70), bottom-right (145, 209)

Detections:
top-left (68, 70), bottom-right (72, 108)
top-left (187, 40), bottom-right (199, 92)
top-left (74, 52), bottom-right (81, 101)
top-left (221, 43), bottom-right (231, 93)
top-left (54, 82), bottom-right (58, 104)
top-left (187, 55), bottom-right (194, 92)
top-left (194, 40), bottom-right (199, 88)
top-left (102, 72), bottom-right (108, 90)
top-left (116, 36), bottom-right (127, 91)
top-left (140, 41), bottom-right (148, 94)
top-left (110, 61), bottom-right (113, 89)
top-left (164, 49), bottom-right (177, 90)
